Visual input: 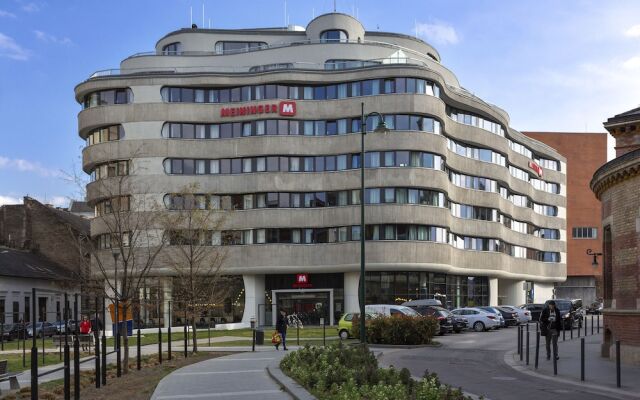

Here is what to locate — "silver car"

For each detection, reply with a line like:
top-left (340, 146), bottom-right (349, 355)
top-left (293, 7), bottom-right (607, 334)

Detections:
top-left (501, 305), bottom-right (532, 324)
top-left (451, 308), bottom-right (501, 332)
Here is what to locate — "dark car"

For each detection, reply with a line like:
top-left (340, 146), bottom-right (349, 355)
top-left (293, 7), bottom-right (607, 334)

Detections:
top-left (54, 320), bottom-right (78, 334)
top-left (544, 299), bottom-right (582, 330)
top-left (520, 303), bottom-right (545, 322)
top-left (1, 323), bottom-right (29, 341)
top-left (27, 322), bottom-right (58, 338)
top-left (407, 305), bottom-right (454, 335)
top-left (586, 301), bottom-right (603, 315)
top-left (495, 307), bottom-right (519, 327)
top-left (451, 314), bottom-right (468, 333)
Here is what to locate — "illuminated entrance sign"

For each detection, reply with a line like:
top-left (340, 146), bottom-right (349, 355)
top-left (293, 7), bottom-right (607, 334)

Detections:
top-left (293, 273), bottom-right (312, 289)
top-left (220, 101), bottom-right (297, 118)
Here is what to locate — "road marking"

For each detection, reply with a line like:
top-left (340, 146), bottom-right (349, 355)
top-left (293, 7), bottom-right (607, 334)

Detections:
top-left (216, 357), bottom-right (274, 361)
top-left (156, 390), bottom-right (282, 399)
top-left (176, 369), bottom-right (263, 376)
top-left (491, 376), bottom-right (517, 381)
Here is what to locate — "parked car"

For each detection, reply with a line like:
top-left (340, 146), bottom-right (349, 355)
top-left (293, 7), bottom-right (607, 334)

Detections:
top-left (500, 305), bottom-right (531, 324)
top-left (477, 307), bottom-right (505, 328)
top-left (544, 299), bottom-right (582, 330)
top-left (365, 305), bottom-right (420, 317)
top-left (337, 312), bottom-right (377, 340)
top-left (451, 314), bottom-right (468, 333)
top-left (53, 320), bottom-right (77, 334)
top-left (0, 323), bottom-right (25, 341)
top-left (519, 303), bottom-right (545, 322)
top-left (401, 299), bottom-right (443, 307)
top-left (451, 308), bottom-right (500, 332)
top-left (586, 301), bottom-right (603, 315)
top-left (27, 322), bottom-right (57, 338)
top-left (495, 307), bottom-right (519, 327)
top-left (404, 305), bottom-right (453, 335)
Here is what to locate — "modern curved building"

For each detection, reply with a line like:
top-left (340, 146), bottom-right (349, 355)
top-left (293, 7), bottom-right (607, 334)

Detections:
top-left (76, 13), bottom-right (566, 327)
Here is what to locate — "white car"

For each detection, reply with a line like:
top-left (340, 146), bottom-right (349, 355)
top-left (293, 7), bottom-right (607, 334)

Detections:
top-left (501, 305), bottom-right (532, 324)
top-left (365, 304), bottom-right (420, 317)
top-left (451, 308), bottom-right (501, 332)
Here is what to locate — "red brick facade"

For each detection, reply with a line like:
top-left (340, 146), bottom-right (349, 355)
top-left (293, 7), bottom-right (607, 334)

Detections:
top-left (592, 108), bottom-right (640, 364)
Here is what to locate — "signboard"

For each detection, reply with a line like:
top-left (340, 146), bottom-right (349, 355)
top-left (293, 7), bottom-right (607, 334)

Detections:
top-left (528, 161), bottom-right (543, 177)
top-left (220, 101), bottom-right (297, 118)
top-left (293, 273), bottom-right (312, 289)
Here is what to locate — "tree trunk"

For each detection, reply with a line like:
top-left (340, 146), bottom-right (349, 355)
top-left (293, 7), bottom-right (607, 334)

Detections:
top-left (191, 315), bottom-right (198, 353)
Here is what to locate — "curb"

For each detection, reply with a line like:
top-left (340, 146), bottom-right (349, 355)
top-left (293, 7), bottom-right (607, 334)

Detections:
top-left (503, 350), bottom-right (640, 399)
top-left (369, 342), bottom-right (442, 349)
top-left (266, 360), bottom-right (317, 400)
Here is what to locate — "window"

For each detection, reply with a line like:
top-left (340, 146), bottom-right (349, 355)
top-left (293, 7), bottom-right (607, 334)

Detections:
top-left (162, 42), bottom-right (181, 55)
top-left (215, 41), bottom-right (267, 54)
top-left (572, 227), bottom-right (598, 239)
top-left (83, 89), bottom-right (132, 109)
top-left (320, 30), bottom-right (348, 43)
top-left (86, 125), bottom-right (124, 146)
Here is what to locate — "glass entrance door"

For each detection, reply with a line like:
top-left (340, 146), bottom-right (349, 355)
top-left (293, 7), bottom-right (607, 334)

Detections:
top-left (277, 291), bottom-right (330, 326)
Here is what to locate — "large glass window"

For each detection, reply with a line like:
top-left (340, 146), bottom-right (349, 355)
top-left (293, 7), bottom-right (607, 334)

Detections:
top-left (86, 125), bottom-right (124, 146)
top-left (83, 89), bottom-right (132, 109)
top-left (320, 30), bottom-right (348, 43)
top-left (214, 41), bottom-right (267, 54)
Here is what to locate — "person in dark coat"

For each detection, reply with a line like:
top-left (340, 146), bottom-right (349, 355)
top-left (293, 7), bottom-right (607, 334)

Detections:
top-left (540, 300), bottom-right (562, 360)
top-left (275, 309), bottom-right (288, 351)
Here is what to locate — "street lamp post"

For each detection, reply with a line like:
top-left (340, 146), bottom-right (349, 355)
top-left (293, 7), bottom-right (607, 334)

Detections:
top-left (586, 248), bottom-right (603, 267)
top-left (359, 102), bottom-right (389, 344)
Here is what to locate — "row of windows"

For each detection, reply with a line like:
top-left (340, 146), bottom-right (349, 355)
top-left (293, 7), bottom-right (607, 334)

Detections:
top-left (572, 227), bottom-right (598, 239)
top-left (95, 196), bottom-right (131, 216)
top-left (509, 166), bottom-right (560, 194)
top-left (160, 77), bottom-right (440, 103)
top-left (90, 160), bottom-right (130, 181)
top-left (163, 189), bottom-right (559, 239)
top-left (324, 59), bottom-right (381, 70)
top-left (82, 89), bottom-right (132, 109)
top-left (160, 114), bottom-right (441, 139)
top-left (214, 41), bottom-right (267, 54)
top-left (508, 140), bottom-right (560, 171)
top-left (162, 151), bottom-right (444, 175)
top-left (447, 138), bottom-right (506, 166)
top-left (320, 30), bottom-right (348, 43)
top-left (86, 125), bottom-right (124, 146)
top-left (97, 232), bottom-right (131, 249)
top-left (166, 225), bottom-right (561, 262)
top-left (449, 108), bottom-right (505, 137)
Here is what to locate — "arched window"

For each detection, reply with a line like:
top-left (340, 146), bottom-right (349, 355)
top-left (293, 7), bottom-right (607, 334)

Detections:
top-left (162, 42), bottom-right (181, 55)
top-left (320, 30), bottom-right (348, 43)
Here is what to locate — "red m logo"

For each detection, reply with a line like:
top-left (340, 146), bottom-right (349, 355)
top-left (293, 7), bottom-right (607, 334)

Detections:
top-left (279, 101), bottom-right (296, 116)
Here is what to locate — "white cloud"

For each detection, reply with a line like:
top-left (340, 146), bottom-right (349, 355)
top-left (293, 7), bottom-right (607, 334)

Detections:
top-left (416, 21), bottom-right (459, 45)
top-left (0, 156), bottom-right (60, 177)
top-left (22, 3), bottom-right (40, 13)
top-left (625, 24), bottom-right (640, 37)
top-left (0, 32), bottom-right (30, 60)
top-left (622, 56), bottom-right (640, 69)
top-left (0, 9), bottom-right (16, 18)
top-left (0, 195), bottom-right (68, 208)
top-left (33, 30), bottom-right (72, 46)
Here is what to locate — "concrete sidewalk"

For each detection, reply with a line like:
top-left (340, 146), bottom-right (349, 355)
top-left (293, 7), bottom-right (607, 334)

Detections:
top-left (151, 351), bottom-right (292, 400)
top-left (507, 332), bottom-right (640, 397)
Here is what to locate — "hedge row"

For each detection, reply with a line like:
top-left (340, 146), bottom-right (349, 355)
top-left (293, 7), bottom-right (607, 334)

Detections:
top-left (352, 314), bottom-right (439, 345)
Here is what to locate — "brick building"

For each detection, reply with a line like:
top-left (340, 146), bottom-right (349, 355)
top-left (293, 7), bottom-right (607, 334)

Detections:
top-left (0, 197), bottom-right (90, 321)
top-left (591, 107), bottom-right (640, 364)
top-left (524, 132), bottom-right (607, 304)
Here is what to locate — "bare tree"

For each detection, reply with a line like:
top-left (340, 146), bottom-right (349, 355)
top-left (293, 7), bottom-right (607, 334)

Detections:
top-left (69, 171), bottom-right (166, 374)
top-left (162, 184), bottom-right (230, 353)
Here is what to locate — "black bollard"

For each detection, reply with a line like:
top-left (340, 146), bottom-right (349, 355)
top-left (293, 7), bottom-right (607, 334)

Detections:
top-left (101, 297), bottom-right (107, 386)
top-left (597, 314), bottom-right (600, 334)
top-left (570, 323), bottom-right (573, 340)
top-left (297, 324), bottom-right (300, 346)
top-left (553, 343), bottom-right (558, 375)
top-left (42, 323), bottom-right (45, 365)
top-left (519, 326), bottom-right (523, 361)
top-left (534, 331), bottom-right (540, 369)
top-left (183, 312), bottom-right (188, 358)
top-left (526, 331), bottom-right (530, 365)
top-left (159, 325), bottom-right (163, 364)
top-left (1, 323), bottom-right (4, 351)
top-left (137, 327), bottom-right (141, 370)
top-left (252, 328), bottom-right (255, 352)
top-left (208, 322), bottom-right (211, 347)
top-left (64, 295), bottom-right (70, 399)
top-left (584, 316), bottom-right (587, 336)
top-left (517, 325), bottom-right (521, 354)
top-left (323, 320), bottom-right (326, 347)
top-left (616, 340), bottom-right (621, 388)
top-left (73, 294), bottom-right (80, 400)
top-left (581, 338), bottom-right (585, 381)
top-left (168, 301), bottom-right (172, 360)
top-left (591, 315), bottom-right (594, 336)
top-left (95, 296), bottom-right (101, 389)
top-left (563, 324), bottom-right (566, 341)
top-left (30, 289), bottom-right (38, 400)
top-left (578, 319), bottom-right (581, 338)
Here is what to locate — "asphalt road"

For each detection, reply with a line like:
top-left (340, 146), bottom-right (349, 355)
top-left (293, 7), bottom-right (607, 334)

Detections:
top-left (377, 326), bottom-right (637, 400)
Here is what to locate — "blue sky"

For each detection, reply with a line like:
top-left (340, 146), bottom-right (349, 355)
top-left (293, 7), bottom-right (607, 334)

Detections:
top-left (1, 0), bottom-right (639, 207)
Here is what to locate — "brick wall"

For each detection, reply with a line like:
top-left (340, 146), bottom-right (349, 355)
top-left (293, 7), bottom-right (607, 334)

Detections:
top-left (605, 314), bottom-right (640, 346)
top-left (0, 205), bottom-right (27, 247)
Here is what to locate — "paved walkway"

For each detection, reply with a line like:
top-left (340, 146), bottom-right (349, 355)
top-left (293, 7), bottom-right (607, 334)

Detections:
top-left (507, 331), bottom-right (640, 396)
top-left (151, 351), bottom-right (292, 400)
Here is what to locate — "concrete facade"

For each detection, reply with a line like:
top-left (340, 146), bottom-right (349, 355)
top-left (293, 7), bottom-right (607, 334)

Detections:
top-left (524, 132), bottom-right (607, 305)
top-left (591, 107), bottom-right (640, 365)
top-left (76, 13), bottom-right (567, 325)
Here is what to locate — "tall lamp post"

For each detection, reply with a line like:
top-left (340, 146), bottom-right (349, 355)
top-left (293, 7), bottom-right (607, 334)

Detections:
top-left (359, 102), bottom-right (389, 344)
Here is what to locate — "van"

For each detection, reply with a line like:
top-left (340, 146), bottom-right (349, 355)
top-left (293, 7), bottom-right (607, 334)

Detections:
top-left (401, 299), bottom-right (443, 307)
top-left (365, 304), bottom-right (419, 317)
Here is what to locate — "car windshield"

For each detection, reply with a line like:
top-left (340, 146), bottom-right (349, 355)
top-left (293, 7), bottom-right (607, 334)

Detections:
top-left (398, 306), bottom-right (419, 316)
top-left (550, 301), bottom-right (571, 311)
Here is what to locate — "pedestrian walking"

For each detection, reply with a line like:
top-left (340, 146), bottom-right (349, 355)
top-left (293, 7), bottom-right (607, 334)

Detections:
top-left (540, 300), bottom-right (562, 360)
top-left (79, 315), bottom-right (92, 351)
top-left (275, 309), bottom-right (288, 351)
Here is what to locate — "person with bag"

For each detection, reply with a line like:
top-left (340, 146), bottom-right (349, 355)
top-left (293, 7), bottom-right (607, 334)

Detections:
top-left (540, 300), bottom-right (562, 360)
top-left (274, 309), bottom-right (288, 351)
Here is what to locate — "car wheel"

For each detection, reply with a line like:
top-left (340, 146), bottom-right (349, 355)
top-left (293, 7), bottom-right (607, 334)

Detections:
top-left (454, 329), bottom-right (462, 333)
top-left (339, 330), bottom-right (349, 340)
top-left (473, 321), bottom-right (485, 332)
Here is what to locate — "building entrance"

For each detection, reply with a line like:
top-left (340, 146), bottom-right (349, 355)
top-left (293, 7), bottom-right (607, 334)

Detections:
top-left (272, 289), bottom-right (334, 326)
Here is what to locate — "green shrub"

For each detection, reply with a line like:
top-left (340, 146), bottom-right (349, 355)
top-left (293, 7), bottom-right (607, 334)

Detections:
top-left (280, 344), bottom-right (470, 400)
top-left (352, 314), bottom-right (438, 345)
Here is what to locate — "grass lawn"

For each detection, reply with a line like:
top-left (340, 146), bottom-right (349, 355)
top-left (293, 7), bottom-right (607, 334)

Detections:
top-left (1, 351), bottom-right (90, 373)
top-left (4, 352), bottom-right (234, 400)
top-left (206, 338), bottom-right (359, 347)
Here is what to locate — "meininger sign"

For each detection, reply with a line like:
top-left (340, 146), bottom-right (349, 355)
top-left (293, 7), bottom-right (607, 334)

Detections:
top-left (528, 161), bottom-right (543, 178)
top-left (220, 101), bottom-right (296, 118)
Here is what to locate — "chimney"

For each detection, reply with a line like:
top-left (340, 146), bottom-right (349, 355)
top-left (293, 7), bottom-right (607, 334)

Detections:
top-left (604, 107), bottom-right (640, 157)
